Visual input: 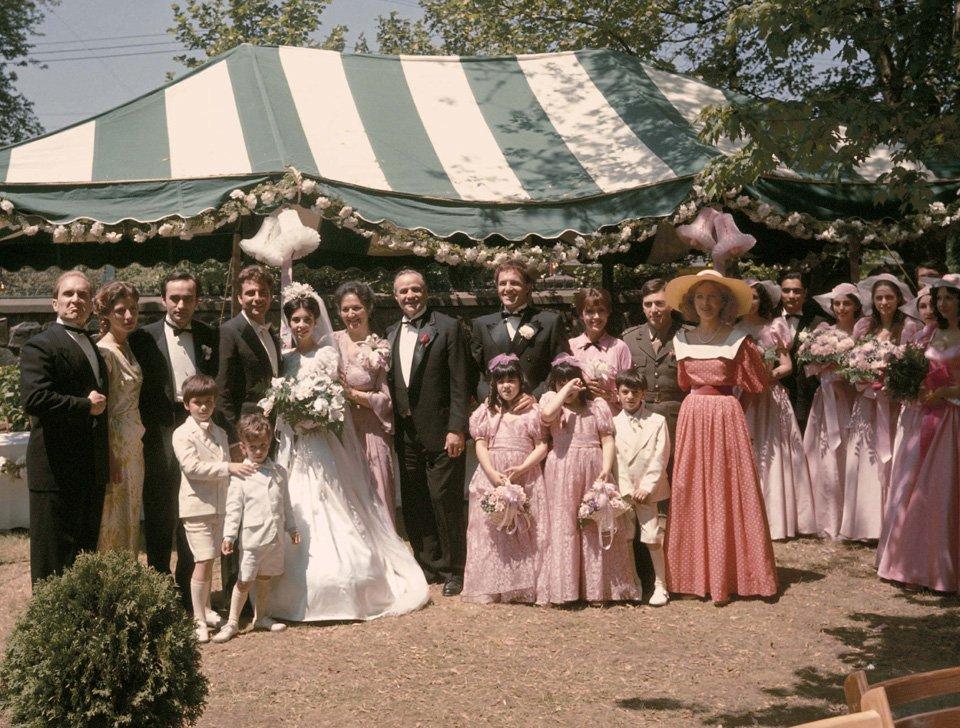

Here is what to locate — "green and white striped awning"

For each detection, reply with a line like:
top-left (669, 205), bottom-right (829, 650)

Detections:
top-left (0, 44), bottom-right (956, 241)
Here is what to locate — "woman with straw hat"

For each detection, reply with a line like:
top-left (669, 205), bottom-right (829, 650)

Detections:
top-left (663, 269), bottom-right (778, 603)
top-left (840, 273), bottom-right (920, 541)
top-left (877, 274), bottom-right (960, 592)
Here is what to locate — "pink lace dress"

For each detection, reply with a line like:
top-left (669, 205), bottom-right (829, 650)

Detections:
top-left (802, 324), bottom-right (858, 539)
top-left (538, 394), bottom-right (640, 604)
top-left (334, 331), bottom-right (397, 527)
top-left (462, 405), bottom-right (548, 603)
top-left (665, 330), bottom-right (779, 602)
top-left (841, 317), bottom-right (920, 540)
top-left (738, 319), bottom-right (817, 539)
top-left (877, 332), bottom-right (960, 592)
top-left (568, 332), bottom-right (632, 412)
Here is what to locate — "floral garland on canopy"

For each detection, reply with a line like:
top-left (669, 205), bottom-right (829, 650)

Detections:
top-left (1, 167), bottom-right (958, 270)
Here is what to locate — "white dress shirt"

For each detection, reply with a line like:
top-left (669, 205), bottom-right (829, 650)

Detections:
top-left (163, 318), bottom-right (198, 401)
top-left (242, 311), bottom-right (279, 376)
top-left (502, 305), bottom-right (527, 340)
top-left (778, 312), bottom-right (802, 339)
top-left (56, 316), bottom-right (102, 385)
top-left (398, 308), bottom-right (426, 386)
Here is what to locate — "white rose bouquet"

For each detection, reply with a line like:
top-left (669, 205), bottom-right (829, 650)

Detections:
top-left (355, 334), bottom-right (391, 372)
top-left (258, 346), bottom-right (346, 435)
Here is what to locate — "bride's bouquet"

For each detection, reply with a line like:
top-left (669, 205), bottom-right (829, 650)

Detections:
top-left (796, 326), bottom-right (855, 371)
top-left (355, 333), bottom-right (391, 372)
top-left (258, 346), bottom-right (347, 435)
top-left (578, 479), bottom-right (632, 549)
top-left (475, 480), bottom-right (530, 534)
top-left (884, 344), bottom-right (930, 401)
top-left (839, 336), bottom-right (898, 387)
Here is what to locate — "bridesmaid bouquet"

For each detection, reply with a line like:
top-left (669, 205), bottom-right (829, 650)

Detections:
top-left (582, 359), bottom-right (615, 386)
top-left (796, 327), bottom-right (855, 369)
top-left (578, 480), bottom-right (632, 549)
top-left (839, 337), bottom-right (899, 387)
top-left (476, 480), bottom-right (530, 534)
top-left (258, 347), bottom-right (346, 435)
top-left (884, 344), bottom-right (930, 401)
top-left (355, 334), bottom-right (391, 372)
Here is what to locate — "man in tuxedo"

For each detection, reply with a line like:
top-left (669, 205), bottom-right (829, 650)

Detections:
top-left (387, 270), bottom-right (470, 596)
top-left (129, 272), bottom-right (219, 603)
top-left (777, 270), bottom-right (830, 430)
top-left (470, 260), bottom-right (567, 400)
top-left (20, 271), bottom-right (109, 583)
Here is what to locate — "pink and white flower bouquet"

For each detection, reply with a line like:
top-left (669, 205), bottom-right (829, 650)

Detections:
top-left (355, 333), bottom-right (391, 372)
top-left (578, 479), bottom-right (632, 549)
top-left (475, 480), bottom-right (530, 534)
top-left (796, 326), bottom-right (855, 373)
top-left (258, 346), bottom-right (346, 435)
top-left (582, 359), bottom-right (615, 385)
top-left (839, 337), bottom-right (898, 387)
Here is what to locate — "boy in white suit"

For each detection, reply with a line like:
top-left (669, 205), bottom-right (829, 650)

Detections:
top-left (213, 413), bottom-right (300, 643)
top-left (613, 370), bottom-right (671, 606)
top-left (173, 374), bottom-right (257, 643)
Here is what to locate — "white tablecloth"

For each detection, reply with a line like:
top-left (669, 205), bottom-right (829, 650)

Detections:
top-left (0, 431), bottom-right (29, 530)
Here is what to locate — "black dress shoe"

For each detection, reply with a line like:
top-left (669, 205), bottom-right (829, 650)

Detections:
top-left (442, 577), bottom-right (463, 596)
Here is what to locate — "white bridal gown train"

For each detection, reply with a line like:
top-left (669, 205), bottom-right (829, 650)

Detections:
top-left (270, 348), bottom-right (429, 621)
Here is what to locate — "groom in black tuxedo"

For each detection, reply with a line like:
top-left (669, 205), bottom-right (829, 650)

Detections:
top-left (387, 270), bottom-right (470, 596)
top-left (129, 272), bottom-right (219, 603)
top-left (470, 259), bottom-right (568, 399)
top-left (20, 271), bottom-right (109, 583)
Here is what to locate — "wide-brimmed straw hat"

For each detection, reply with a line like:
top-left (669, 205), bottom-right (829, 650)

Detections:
top-left (813, 282), bottom-right (864, 316)
top-left (857, 273), bottom-right (914, 314)
top-left (664, 269), bottom-right (754, 318)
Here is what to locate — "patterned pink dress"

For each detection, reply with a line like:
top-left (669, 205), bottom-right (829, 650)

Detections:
top-left (463, 405), bottom-right (548, 603)
top-left (802, 324), bottom-right (858, 539)
top-left (538, 394), bottom-right (640, 603)
top-left (738, 319), bottom-right (817, 539)
top-left (334, 330), bottom-right (397, 527)
top-left (665, 330), bottom-right (778, 602)
top-left (877, 331), bottom-right (960, 591)
top-left (841, 317), bottom-right (920, 540)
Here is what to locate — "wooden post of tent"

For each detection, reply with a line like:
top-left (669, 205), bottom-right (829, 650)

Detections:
top-left (601, 260), bottom-right (614, 293)
top-left (848, 239), bottom-right (862, 282)
top-left (229, 223), bottom-right (242, 319)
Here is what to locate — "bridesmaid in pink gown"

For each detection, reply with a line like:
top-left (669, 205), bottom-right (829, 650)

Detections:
top-left (842, 274), bottom-right (919, 541)
top-left (804, 284), bottom-right (862, 539)
top-left (738, 280), bottom-right (817, 540)
top-left (568, 288), bottom-right (632, 412)
top-left (334, 282), bottom-right (397, 528)
top-left (463, 355), bottom-right (549, 603)
top-left (538, 356), bottom-right (640, 604)
top-left (663, 270), bottom-right (778, 603)
top-left (877, 276), bottom-right (960, 591)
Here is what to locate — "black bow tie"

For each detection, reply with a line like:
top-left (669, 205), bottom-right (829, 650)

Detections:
top-left (785, 314), bottom-right (802, 321)
top-left (403, 314), bottom-right (426, 328)
top-left (501, 308), bottom-right (525, 319)
top-left (61, 324), bottom-right (91, 338)
top-left (165, 319), bottom-right (193, 335)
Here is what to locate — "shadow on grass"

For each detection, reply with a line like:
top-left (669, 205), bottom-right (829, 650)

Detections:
top-left (615, 608), bottom-right (960, 726)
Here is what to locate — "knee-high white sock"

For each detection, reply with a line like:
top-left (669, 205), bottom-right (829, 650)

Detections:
top-left (190, 579), bottom-right (208, 624)
top-left (227, 585), bottom-right (247, 627)
top-left (648, 547), bottom-right (666, 587)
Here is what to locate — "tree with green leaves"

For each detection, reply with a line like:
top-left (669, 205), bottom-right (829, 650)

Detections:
top-left (0, 0), bottom-right (50, 146)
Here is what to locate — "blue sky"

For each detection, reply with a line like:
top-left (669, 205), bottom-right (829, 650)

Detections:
top-left (17, 0), bottom-right (423, 135)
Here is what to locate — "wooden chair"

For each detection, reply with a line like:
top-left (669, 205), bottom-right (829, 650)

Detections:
top-left (844, 667), bottom-right (960, 727)
top-left (791, 687), bottom-right (895, 727)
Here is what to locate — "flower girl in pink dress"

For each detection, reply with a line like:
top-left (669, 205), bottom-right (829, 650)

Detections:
top-left (463, 355), bottom-right (549, 604)
top-left (538, 356), bottom-right (640, 604)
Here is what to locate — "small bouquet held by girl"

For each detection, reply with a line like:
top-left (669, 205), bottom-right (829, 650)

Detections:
top-left (258, 345), bottom-right (347, 435)
top-left (578, 479), bottom-right (632, 549)
top-left (839, 336), bottom-right (899, 388)
top-left (796, 326), bottom-right (856, 375)
top-left (474, 479), bottom-right (530, 534)
top-left (884, 344), bottom-right (931, 401)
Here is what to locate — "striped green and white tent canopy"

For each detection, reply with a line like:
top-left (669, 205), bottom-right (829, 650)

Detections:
top-left (0, 44), bottom-right (957, 241)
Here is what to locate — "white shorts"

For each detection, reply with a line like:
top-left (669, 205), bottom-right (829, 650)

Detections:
top-left (633, 502), bottom-right (666, 545)
top-left (238, 537), bottom-right (285, 582)
top-left (182, 515), bottom-right (223, 561)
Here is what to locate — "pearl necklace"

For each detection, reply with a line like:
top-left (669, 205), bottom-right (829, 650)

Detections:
top-left (693, 326), bottom-right (725, 345)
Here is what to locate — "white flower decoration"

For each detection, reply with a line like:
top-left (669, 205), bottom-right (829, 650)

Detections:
top-left (518, 324), bottom-right (536, 340)
top-left (0, 199), bottom-right (13, 213)
top-left (201, 344), bottom-right (213, 361)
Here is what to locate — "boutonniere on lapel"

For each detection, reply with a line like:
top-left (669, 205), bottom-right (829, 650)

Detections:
top-left (200, 344), bottom-right (213, 362)
top-left (517, 323), bottom-right (537, 340)
top-left (418, 325), bottom-right (436, 347)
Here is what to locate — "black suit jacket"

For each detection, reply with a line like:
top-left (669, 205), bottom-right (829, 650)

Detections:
top-left (387, 309), bottom-right (470, 452)
top-left (19, 324), bottom-right (109, 498)
top-left (215, 314), bottom-right (282, 431)
top-left (470, 306), bottom-right (568, 399)
top-left (130, 318), bottom-right (219, 432)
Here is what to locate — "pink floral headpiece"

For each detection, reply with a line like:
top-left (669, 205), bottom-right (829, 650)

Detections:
top-left (488, 353), bottom-right (520, 372)
top-left (551, 353), bottom-right (580, 368)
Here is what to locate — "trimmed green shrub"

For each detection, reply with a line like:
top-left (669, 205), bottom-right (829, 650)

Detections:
top-left (0, 365), bottom-right (28, 432)
top-left (0, 551), bottom-right (207, 727)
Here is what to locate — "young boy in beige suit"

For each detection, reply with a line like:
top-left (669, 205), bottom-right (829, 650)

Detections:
top-left (613, 370), bottom-right (671, 606)
top-left (213, 413), bottom-right (300, 643)
top-left (172, 374), bottom-right (256, 643)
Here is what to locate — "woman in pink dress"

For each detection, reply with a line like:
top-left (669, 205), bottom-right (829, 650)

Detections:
top-left (804, 283), bottom-right (862, 539)
top-left (663, 269), bottom-right (778, 603)
top-left (841, 274), bottom-right (920, 541)
top-left (333, 282), bottom-right (398, 528)
top-left (877, 275), bottom-right (960, 592)
top-left (538, 355), bottom-right (640, 604)
top-left (738, 280), bottom-right (817, 540)
top-left (568, 288), bottom-right (632, 412)
top-left (463, 355), bottom-right (549, 603)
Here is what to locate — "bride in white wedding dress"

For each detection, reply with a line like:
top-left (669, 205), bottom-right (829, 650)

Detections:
top-left (269, 285), bottom-right (429, 622)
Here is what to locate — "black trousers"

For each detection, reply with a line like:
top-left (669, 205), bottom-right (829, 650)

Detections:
top-left (396, 417), bottom-right (466, 581)
top-left (29, 488), bottom-right (101, 584)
